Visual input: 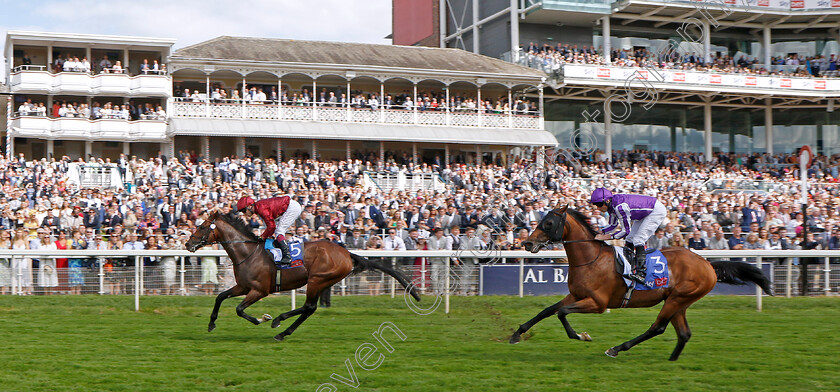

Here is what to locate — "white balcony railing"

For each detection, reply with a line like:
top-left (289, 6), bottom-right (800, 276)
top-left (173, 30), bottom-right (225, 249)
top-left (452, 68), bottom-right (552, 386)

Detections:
top-left (562, 64), bottom-right (840, 93)
top-left (10, 116), bottom-right (168, 141)
top-left (9, 69), bottom-right (172, 96)
top-left (168, 100), bottom-right (542, 130)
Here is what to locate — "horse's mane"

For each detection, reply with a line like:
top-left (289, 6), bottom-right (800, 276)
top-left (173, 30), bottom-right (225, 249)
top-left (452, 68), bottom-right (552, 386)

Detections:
top-left (217, 213), bottom-right (261, 242)
top-left (565, 208), bottom-right (599, 239)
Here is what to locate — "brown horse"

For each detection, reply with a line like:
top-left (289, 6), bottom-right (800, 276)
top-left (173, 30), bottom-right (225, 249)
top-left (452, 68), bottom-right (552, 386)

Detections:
top-left (185, 211), bottom-right (420, 340)
top-left (509, 206), bottom-right (773, 360)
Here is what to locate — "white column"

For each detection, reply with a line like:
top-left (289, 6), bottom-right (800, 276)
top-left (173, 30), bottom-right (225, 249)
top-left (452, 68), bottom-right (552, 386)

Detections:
top-left (472, 0), bottom-right (480, 53)
top-left (477, 86), bottom-right (482, 125)
top-left (346, 140), bottom-right (351, 162)
top-left (5, 96), bottom-right (12, 158)
top-left (602, 17), bottom-right (611, 65)
top-left (445, 85), bottom-right (450, 113)
top-left (765, 99), bottom-right (774, 154)
top-left (242, 77), bottom-right (247, 118)
top-left (200, 136), bottom-right (210, 160)
top-left (46, 45), bottom-right (53, 72)
top-left (311, 140), bottom-right (317, 160)
top-left (704, 102), bottom-right (713, 162)
top-left (475, 144), bottom-right (481, 165)
top-left (277, 77), bottom-right (283, 119)
top-left (85, 47), bottom-right (92, 71)
top-left (604, 98), bottom-right (612, 162)
top-left (123, 142), bottom-right (130, 156)
top-left (440, 0), bottom-right (447, 48)
top-left (507, 88), bottom-right (513, 128)
top-left (510, 0), bottom-right (519, 61)
top-left (85, 141), bottom-right (93, 160)
top-left (312, 79), bottom-right (318, 121)
top-left (380, 81), bottom-right (385, 122)
top-left (237, 137), bottom-right (246, 158)
top-left (379, 141), bottom-right (385, 163)
top-left (46, 139), bottom-right (54, 159)
top-left (412, 142), bottom-right (418, 165)
top-left (205, 74), bottom-right (210, 117)
top-left (413, 83), bottom-right (418, 124)
top-left (445, 144), bottom-right (450, 165)
top-left (276, 139), bottom-right (283, 163)
top-left (123, 50), bottom-right (129, 74)
top-left (763, 26), bottom-right (772, 69)
top-left (703, 21), bottom-right (712, 65)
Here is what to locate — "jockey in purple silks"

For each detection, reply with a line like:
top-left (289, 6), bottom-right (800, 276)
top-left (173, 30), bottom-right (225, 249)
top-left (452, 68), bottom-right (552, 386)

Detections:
top-left (591, 188), bottom-right (667, 285)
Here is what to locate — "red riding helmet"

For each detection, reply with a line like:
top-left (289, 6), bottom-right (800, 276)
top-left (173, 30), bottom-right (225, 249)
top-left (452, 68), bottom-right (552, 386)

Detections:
top-left (236, 196), bottom-right (255, 212)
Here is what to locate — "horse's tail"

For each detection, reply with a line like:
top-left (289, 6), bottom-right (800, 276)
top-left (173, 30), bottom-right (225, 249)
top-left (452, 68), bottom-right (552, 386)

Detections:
top-left (349, 252), bottom-right (421, 302)
top-left (710, 261), bottom-right (774, 296)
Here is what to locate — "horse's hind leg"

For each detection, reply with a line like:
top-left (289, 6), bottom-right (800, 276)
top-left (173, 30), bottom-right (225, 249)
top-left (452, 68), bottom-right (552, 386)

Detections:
top-left (208, 285), bottom-right (246, 332)
top-left (274, 284), bottom-right (330, 341)
top-left (235, 290), bottom-right (271, 325)
top-left (606, 298), bottom-right (684, 358)
top-left (668, 310), bottom-right (691, 361)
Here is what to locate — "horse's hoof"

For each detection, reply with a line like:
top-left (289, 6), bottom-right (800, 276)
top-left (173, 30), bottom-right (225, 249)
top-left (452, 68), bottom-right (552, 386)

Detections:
top-left (257, 314), bottom-right (273, 323)
top-left (208, 324), bottom-right (216, 333)
top-left (605, 347), bottom-right (619, 358)
top-left (271, 318), bottom-right (282, 329)
top-left (509, 333), bottom-right (521, 344)
top-left (578, 332), bottom-right (592, 341)
top-left (274, 333), bottom-right (286, 342)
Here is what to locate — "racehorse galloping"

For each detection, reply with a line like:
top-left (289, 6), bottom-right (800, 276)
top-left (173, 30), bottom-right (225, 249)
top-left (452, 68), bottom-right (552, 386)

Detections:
top-left (185, 211), bottom-right (420, 341)
top-left (509, 205), bottom-right (773, 360)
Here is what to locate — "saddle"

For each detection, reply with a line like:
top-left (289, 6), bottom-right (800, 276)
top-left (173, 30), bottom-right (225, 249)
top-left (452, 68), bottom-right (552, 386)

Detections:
top-left (267, 240), bottom-right (305, 291)
top-left (612, 247), bottom-right (670, 307)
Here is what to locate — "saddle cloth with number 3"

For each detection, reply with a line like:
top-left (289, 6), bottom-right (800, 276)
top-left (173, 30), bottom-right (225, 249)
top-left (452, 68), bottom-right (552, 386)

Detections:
top-left (614, 247), bottom-right (670, 290)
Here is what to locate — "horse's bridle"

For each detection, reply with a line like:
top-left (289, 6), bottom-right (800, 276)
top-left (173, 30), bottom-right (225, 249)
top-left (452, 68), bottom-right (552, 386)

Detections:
top-left (535, 209), bottom-right (605, 268)
top-left (190, 216), bottom-right (260, 266)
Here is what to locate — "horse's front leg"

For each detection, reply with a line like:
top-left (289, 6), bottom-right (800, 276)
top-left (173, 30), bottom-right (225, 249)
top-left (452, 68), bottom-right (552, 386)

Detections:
top-left (235, 290), bottom-right (272, 325)
top-left (556, 297), bottom-right (603, 341)
top-left (208, 285), bottom-right (245, 332)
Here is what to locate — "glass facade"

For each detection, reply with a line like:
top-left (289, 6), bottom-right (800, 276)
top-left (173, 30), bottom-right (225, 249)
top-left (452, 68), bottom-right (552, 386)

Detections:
top-left (545, 101), bottom-right (840, 155)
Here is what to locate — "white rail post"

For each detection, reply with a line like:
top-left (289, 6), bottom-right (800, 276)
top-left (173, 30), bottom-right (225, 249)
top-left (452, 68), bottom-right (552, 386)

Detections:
top-left (756, 256), bottom-right (763, 312)
top-left (139, 256), bottom-right (145, 295)
top-left (786, 257), bottom-right (793, 298)
top-left (291, 288), bottom-right (296, 310)
top-left (340, 278), bottom-right (346, 296)
top-left (825, 256), bottom-right (831, 296)
top-left (420, 257), bottom-right (427, 294)
top-left (134, 256), bottom-right (140, 311)
top-left (391, 257), bottom-right (396, 299)
top-left (445, 255), bottom-right (450, 314)
top-left (98, 257), bottom-right (105, 295)
top-left (13, 256), bottom-right (20, 296)
top-left (519, 257), bottom-right (524, 298)
top-left (179, 256), bottom-right (186, 296)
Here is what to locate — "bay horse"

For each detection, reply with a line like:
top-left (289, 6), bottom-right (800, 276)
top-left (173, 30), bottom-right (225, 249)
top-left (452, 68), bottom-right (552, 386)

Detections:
top-left (185, 211), bottom-right (420, 341)
top-left (509, 205), bottom-right (773, 360)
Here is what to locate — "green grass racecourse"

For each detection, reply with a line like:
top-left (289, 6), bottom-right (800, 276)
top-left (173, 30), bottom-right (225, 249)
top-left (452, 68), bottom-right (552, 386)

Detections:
top-left (0, 295), bottom-right (837, 392)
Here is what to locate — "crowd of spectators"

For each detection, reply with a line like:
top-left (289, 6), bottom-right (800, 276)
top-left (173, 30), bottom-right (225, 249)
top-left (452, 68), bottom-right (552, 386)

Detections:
top-left (519, 42), bottom-right (839, 78)
top-left (15, 99), bottom-right (166, 121)
top-left (175, 85), bottom-right (539, 115)
top-left (2, 146), bottom-right (840, 295)
top-left (17, 52), bottom-right (165, 76)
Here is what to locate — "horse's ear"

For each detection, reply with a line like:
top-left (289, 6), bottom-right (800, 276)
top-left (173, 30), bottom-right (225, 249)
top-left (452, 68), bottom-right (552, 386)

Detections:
top-left (558, 204), bottom-right (569, 213)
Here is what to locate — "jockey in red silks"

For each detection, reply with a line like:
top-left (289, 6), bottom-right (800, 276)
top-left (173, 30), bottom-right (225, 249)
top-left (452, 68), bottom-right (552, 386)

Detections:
top-left (237, 195), bottom-right (303, 266)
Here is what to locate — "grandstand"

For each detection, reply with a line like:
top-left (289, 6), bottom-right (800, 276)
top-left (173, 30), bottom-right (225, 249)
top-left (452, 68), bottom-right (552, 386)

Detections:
top-left (396, 0), bottom-right (840, 158)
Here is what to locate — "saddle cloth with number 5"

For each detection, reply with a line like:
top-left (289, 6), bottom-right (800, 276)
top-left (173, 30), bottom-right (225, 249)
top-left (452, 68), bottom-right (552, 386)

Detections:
top-left (614, 247), bottom-right (670, 290)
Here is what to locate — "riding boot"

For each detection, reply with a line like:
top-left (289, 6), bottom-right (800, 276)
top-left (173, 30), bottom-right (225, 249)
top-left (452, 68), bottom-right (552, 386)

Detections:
top-left (277, 239), bottom-right (292, 267)
top-left (628, 244), bottom-right (648, 285)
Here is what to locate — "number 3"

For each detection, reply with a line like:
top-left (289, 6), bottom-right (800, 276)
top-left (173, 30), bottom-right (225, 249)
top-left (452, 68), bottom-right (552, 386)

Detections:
top-left (652, 256), bottom-right (665, 274)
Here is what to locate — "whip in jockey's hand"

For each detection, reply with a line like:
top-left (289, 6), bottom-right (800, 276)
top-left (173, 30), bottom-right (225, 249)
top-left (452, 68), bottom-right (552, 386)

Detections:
top-left (590, 188), bottom-right (667, 285)
top-left (237, 195), bottom-right (303, 266)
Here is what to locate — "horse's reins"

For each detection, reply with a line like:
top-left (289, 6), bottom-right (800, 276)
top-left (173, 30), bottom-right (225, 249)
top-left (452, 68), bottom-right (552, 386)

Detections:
top-left (195, 217), bottom-right (260, 266)
top-left (536, 210), bottom-right (607, 268)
